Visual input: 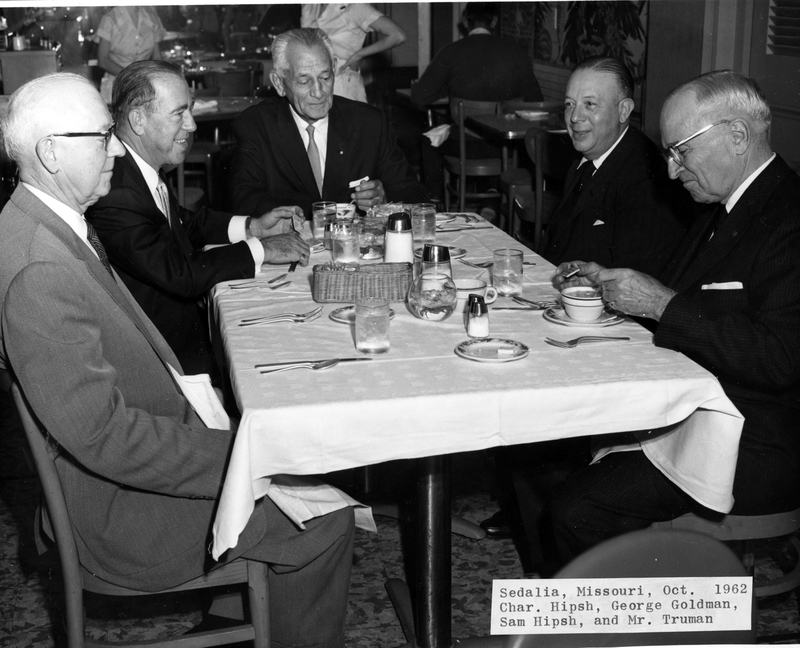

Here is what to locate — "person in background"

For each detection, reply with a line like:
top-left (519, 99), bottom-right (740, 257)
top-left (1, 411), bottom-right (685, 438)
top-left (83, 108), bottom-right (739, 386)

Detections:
top-left (96, 6), bottom-right (165, 104)
top-left (0, 72), bottom-right (354, 647)
top-left (229, 28), bottom-right (427, 218)
top-left (541, 56), bottom-right (689, 275)
top-left (544, 70), bottom-right (800, 568)
top-left (411, 2), bottom-right (543, 107)
top-left (301, 3), bottom-right (406, 103)
top-left (87, 61), bottom-right (308, 380)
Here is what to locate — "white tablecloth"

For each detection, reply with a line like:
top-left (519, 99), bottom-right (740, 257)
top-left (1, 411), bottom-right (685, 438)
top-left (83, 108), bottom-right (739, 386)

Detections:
top-left (210, 218), bottom-right (743, 559)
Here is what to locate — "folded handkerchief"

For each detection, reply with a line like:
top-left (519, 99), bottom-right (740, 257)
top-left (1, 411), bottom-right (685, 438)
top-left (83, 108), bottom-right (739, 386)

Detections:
top-left (192, 99), bottom-right (219, 114)
top-left (593, 220), bottom-right (605, 226)
top-left (423, 124), bottom-right (451, 147)
top-left (701, 281), bottom-right (743, 290)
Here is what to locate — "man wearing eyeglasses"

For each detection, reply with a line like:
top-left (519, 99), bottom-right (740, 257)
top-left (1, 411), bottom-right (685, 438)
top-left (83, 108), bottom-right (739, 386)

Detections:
top-left (87, 60), bottom-right (309, 379)
top-left (0, 73), bottom-right (355, 648)
top-left (544, 70), bottom-right (800, 566)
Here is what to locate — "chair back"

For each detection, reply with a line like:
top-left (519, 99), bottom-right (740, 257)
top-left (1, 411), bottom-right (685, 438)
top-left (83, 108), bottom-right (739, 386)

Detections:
top-left (12, 382), bottom-right (89, 648)
top-left (523, 125), bottom-right (577, 250)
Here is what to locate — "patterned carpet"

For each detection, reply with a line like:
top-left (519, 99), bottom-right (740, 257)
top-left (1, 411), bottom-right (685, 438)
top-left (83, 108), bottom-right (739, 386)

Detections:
top-left (2, 384), bottom-right (799, 646)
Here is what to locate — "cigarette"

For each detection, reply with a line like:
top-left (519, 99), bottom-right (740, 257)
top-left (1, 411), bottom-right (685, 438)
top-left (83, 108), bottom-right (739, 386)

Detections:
top-left (564, 268), bottom-right (580, 278)
top-left (349, 176), bottom-right (369, 188)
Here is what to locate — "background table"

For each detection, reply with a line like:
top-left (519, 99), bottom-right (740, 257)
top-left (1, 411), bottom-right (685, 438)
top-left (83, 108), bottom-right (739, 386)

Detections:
top-left (210, 218), bottom-right (743, 647)
top-left (467, 112), bottom-right (566, 171)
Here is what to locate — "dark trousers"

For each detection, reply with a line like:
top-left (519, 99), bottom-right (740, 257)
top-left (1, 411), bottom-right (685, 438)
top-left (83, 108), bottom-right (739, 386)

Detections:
top-left (545, 450), bottom-right (708, 569)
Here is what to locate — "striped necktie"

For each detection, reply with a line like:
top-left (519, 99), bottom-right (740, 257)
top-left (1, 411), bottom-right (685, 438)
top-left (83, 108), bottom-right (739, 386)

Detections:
top-left (306, 124), bottom-right (323, 195)
top-left (85, 220), bottom-right (115, 278)
top-left (156, 179), bottom-right (172, 228)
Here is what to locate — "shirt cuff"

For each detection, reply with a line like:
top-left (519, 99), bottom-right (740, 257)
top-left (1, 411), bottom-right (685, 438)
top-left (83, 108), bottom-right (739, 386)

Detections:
top-left (245, 237), bottom-right (264, 274)
top-left (228, 215), bottom-right (249, 243)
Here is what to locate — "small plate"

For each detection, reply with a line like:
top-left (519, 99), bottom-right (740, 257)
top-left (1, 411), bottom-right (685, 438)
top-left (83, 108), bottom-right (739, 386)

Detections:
top-left (516, 110), bottom-right (549, 121)
top-left (436, 214), bottom-right (456, 224)
top-left (414, 246), bottom-right (467, 260)
top-left (454, 338), bottom-right (529, 363)
top-left (542, 307), bottom-right (624, 327)
top-left (329, 305), bottom-right (396, 325)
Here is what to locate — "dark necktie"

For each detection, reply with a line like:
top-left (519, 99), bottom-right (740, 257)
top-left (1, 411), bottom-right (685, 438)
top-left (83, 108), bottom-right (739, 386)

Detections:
top-left (557, 160), bottom-right (596, 219)
top-left (85, 220), bottom-right (115, 278)
top-left (306, 124), bottom-right (323, 195)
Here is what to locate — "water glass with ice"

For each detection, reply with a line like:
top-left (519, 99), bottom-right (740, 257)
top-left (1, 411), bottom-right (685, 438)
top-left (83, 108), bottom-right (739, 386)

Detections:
top-left (312, 201), bottom-right (336, 239)
top-left (492, 248), bottom-right (524, 296)
top-left (355, 297), bottom-right (391, 354)
top-left (331, 221), bottom-right (360, 263)
top-left (411, 203), bottom-right (436, 245)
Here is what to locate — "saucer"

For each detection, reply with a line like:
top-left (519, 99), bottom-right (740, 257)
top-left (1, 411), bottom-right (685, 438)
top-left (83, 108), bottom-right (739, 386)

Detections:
top-left (414, 246), bottom-right (467, 260)
top-left (454, 338), bottom-right (529, 363)
top-left (542, 307), bottom-right (624, 327)
top-left (329, 305), bottom-right (396, 325)
top-left (515, 109), bottom-right (549, 120)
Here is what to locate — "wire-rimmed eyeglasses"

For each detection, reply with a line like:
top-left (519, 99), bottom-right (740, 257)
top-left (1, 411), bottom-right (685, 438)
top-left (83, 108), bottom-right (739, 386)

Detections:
top-left (662, 120), bottom-right (730, 167)
top-left (43, 123), bottom-right (116, 151)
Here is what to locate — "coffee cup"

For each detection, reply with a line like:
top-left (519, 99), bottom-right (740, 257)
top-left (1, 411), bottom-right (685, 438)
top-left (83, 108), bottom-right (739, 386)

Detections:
top-left (561, 286), bottom-right (604, 322)
top-left (455, 278), bottom-right (498, 315)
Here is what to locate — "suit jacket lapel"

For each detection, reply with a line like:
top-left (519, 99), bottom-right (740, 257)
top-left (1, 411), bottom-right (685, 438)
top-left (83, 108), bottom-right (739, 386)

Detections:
top-left (667, 157), bottom-right (786, 293)
top-left (12, 186), bottom-right (181, 371)
top-left (324, 102), bottom-right (349, 198)
top-left (275, 100), bottom-right (321, 201)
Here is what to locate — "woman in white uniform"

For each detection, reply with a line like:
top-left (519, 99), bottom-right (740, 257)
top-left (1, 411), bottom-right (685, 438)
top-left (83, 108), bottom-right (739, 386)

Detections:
top-left (301, 3), bottom-right (406, 103)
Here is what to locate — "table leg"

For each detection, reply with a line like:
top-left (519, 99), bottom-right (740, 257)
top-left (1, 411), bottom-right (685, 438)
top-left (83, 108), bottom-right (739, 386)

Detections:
top-left (417, 454), bottom-right (452, 648)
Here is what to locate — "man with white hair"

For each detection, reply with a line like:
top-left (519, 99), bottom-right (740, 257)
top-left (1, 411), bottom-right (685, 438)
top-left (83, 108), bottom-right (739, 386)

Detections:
top-left (229, 27), bottom-right (428, 217)
top-left (0, 73), bottom-right (354, 647)
top-left (545, 70), bottom-right (800, 567)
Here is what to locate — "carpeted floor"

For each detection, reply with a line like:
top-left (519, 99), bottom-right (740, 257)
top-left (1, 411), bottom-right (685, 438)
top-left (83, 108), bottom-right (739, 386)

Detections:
top-left (2, 383), bottom-right (800, 647)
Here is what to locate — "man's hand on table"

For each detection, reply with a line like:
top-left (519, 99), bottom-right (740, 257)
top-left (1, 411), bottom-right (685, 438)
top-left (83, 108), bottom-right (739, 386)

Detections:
top-left (249, 206), bottom-right (305, 238)
top-left (552, 261), bottom-right (677, 321)
top-left (351, 179), bottom-right (386, 210)
top-left (261, 232), bottom-right (310, 266)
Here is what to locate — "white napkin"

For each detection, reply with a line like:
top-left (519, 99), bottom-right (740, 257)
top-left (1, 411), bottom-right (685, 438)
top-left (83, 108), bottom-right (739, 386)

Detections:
top-left (193, 99), bottom-right (219, 114)
top-left (423, 124), bottom-right (451, 147)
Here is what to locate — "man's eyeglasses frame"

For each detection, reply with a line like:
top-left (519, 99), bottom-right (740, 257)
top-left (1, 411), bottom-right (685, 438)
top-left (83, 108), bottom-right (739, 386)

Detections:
top-left (662, 120), bottom-right (730, 167)
top-left (43, 123), bottom-right (116, 151)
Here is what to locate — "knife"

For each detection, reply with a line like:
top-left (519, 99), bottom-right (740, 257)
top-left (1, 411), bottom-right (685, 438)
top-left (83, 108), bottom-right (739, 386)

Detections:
top-left (254, 357), bottom-right (373, 369)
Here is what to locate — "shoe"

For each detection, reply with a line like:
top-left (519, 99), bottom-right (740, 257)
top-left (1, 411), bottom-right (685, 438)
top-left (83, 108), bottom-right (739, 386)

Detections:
top-left (480, 509), bottom-right (512, 539)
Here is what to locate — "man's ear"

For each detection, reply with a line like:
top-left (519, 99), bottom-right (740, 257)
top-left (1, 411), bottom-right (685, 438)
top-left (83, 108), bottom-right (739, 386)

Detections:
top-left (270, 71), bottom-right (286, 97)
top-left (35, 137), bottom-right (59, 174)
top-left (618, 97), bottom-right (634, 124)
top-left (729, 119), bottom-right (750, 154)
top-left (128, 108), bottom-right (146, 137)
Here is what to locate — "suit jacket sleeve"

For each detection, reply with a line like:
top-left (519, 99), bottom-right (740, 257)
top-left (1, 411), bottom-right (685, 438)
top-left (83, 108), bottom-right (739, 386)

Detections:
top-left (4, 259), bottom-right (232, 500)
top-left (89, 184), bottom-right (255, 299)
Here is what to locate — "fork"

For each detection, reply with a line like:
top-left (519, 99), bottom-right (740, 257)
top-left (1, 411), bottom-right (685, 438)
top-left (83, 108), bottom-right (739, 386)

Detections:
top-left (458, 259), bottom-right (493, 269)
top-left (229, 280), bottom-right (292, 291)
top-left (239, 306), bottom-right (322, 326)
top-left (545, 336), bottom-right (630, 348)
top-left (239, 312), bottom-right (322, 327)
top-left (260, 359), bottom-right (340, 374)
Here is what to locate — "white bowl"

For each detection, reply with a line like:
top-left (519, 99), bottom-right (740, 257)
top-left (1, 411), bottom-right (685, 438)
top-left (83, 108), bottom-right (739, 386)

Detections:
top-left (561, 286), bottom-right (604, 322)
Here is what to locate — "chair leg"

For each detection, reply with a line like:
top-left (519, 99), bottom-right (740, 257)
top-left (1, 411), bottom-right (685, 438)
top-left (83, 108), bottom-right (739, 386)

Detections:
top-left (247, 561), bottom-right (270, 648)
top-left (443, 169), bottom-right (451, 212)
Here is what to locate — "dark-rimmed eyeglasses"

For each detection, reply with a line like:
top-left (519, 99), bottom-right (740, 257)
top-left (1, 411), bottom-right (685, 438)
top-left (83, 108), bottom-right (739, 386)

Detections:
top-left (44, 123), bottom-right (116, 151)
top-left (662, 120), bottom-right (730, 167)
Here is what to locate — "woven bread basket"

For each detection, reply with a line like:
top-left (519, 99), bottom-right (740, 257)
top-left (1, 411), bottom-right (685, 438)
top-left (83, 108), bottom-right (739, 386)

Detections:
top-left (312, 262), bottom-right (412, 303)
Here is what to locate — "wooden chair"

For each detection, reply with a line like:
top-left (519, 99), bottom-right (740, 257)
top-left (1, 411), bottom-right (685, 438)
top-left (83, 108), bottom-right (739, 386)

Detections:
top-left (511, 126), bottom-right (577, 251)
top-left (652, 508), bottom-right (800, 598)
top-left (179, 133), bottom-right (219, 208)
top-left (11, 382), bottom-right (270, 648)
top-left (443, 98), bottom-right (504, 214)
top-left (450, 529), bottom-right (756, 647)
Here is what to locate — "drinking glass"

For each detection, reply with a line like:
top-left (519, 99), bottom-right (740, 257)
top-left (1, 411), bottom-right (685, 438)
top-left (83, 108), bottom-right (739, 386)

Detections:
top-left (493, 248), bottom-right (524, 296)
top-left (411, 203), bottom-right (437, 245)
top-left (312, 201), bottom-right (337, 240)
top-left (420, 243), bottom-right (452, 277)
top-left (407, 273), bottom-right (457, 321)
top-left (331, 221), bottom-right (360, 263)
top-left (355, 297), bottom-right (390, 354)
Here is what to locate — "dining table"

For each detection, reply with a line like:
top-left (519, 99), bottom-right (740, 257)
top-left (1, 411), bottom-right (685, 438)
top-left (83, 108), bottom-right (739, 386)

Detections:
top-left (208, 214), bottom-right (743, 648)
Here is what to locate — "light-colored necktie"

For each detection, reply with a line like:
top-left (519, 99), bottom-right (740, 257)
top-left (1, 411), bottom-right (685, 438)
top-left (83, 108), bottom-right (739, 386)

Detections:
top-left (306, 124), bottom-right (323, 195)
top-left (156, 179), bottom-right (172, 228)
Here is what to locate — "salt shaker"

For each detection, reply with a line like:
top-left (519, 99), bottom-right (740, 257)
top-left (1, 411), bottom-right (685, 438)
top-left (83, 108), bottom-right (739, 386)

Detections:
top-left (383, 212), bottom-right (414, 263)
top-left (466, 295), bottom-right (490, 338)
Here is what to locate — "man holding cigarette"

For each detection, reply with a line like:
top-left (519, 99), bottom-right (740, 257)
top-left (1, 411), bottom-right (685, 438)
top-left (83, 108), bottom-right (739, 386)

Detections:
top-left (229, 28), bottom-right (428, 218)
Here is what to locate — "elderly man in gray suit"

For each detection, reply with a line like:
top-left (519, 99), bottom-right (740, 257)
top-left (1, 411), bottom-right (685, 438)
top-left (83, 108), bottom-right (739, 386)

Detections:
top-left (0, 72), bottom-right (354, 648)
